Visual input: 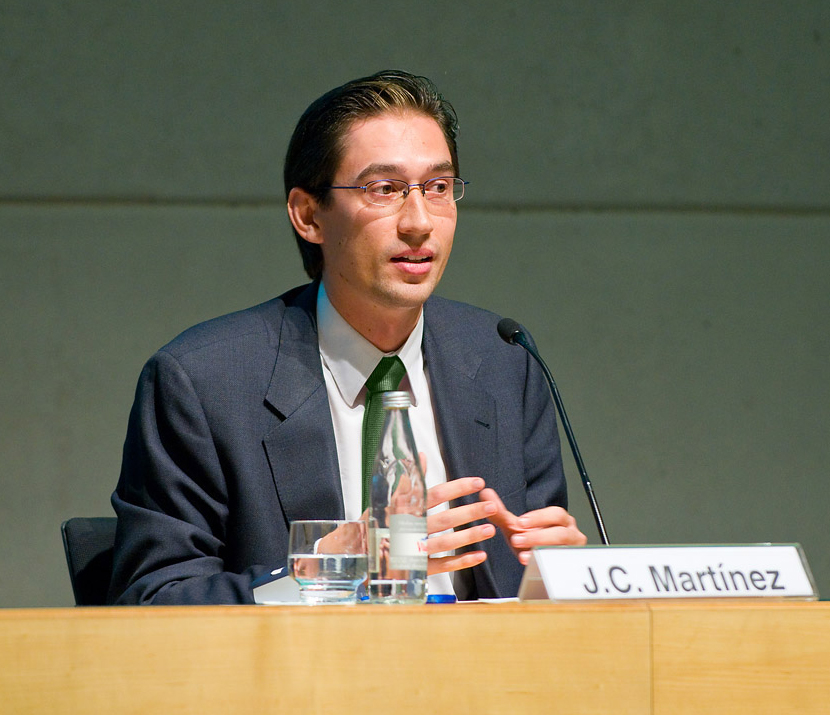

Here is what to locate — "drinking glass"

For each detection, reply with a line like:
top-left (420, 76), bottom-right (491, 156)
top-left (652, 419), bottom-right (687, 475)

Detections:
top-left (288, 520), bottom-right (368, 604)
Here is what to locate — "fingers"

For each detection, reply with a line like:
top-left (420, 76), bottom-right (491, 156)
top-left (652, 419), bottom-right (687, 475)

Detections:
top-left (427, 499), bottom-right (496, 534)
top-left (511, 523), bottom-right (587, 549)
top-left (479, 487), bottom-right (521, 533)
top-left (427, 476), bottom-right (486, 510)
top-left (511, 524), bottom-right (587, 565)
top-left (508, 507), bottom-right (587, 561)
top-left (426, 482), bottom-right (498, 562)
top-left (515, 505), bottom-right (577, 530)
top-left (479, 490), bottom-right (588, 563)
top-left (424, 479), bottom-right (588, 573)
top-left (426, 521), bottom-right (496, 556)
top-left (428, 550), bottom-right (487, 576)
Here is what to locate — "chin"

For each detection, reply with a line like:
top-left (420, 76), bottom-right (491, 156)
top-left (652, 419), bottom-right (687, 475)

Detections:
top-left (378, 281), bottom-right (436, 309)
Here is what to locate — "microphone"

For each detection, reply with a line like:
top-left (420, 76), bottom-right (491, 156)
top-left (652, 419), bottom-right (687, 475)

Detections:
top-left (497, 318), bottom-right (610, 545)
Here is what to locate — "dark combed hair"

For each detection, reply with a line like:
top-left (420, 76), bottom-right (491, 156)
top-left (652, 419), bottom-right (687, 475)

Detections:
top-left (284, 70), bottom-right (460, 280)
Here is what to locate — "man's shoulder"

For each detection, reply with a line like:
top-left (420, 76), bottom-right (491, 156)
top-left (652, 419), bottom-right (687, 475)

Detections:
top-left (424, 294), bottom-right (503, 340)
top-left (423, 295), bottom-right (533, 394)
top-left (160, 282), bottom-right (315, 361)
top-left (425, 294), bottom-right (500, 320)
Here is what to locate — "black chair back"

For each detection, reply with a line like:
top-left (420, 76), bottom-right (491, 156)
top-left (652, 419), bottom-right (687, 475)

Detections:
top-left (61, 517), bottom-right (117, 606)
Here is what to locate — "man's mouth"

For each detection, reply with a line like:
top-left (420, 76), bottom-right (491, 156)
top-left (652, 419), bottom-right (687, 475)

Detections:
top-left (391, 255), bottom-right (432, 264)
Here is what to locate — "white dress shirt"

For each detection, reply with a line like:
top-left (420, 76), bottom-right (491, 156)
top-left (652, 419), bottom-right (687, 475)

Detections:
top-left (316, 283), bottom-right (455, 596)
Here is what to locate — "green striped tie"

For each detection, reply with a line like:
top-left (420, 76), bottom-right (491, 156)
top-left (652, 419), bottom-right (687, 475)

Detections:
top-left (361, 356), bottom-right (407, 510)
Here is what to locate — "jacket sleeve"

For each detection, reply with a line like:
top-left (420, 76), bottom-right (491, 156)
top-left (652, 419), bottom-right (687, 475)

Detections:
top-left (108, 349), bottom-right (271, 604)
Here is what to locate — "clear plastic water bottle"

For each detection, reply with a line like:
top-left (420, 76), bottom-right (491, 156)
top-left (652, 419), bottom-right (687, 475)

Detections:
top-left (368, 391), bottom-right (428, 604)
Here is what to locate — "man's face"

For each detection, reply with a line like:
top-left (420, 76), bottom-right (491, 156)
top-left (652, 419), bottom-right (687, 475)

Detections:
top-left (312, 112), bottom-right (457, 324)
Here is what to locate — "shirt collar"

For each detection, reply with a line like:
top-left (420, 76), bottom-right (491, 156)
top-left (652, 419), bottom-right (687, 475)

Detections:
top-left (317, 282), bottom-right (425, 408)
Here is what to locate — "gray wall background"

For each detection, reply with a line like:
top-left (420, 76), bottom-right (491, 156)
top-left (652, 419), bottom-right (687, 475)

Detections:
top-left (1, 2), bottom-right (828, 607)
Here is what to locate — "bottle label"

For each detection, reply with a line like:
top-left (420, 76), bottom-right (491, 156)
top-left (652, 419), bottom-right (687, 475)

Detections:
top-left (389, 514), bottom-right (428, 570)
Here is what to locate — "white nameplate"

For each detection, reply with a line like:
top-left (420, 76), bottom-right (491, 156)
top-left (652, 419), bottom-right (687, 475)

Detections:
top-left (518, 544), bottom-right (817, 601)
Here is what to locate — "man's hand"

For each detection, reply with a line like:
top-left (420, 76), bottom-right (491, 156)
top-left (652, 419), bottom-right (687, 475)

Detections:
top-left (425, 477), bottom-right (497, 576)
top-left (315, 520), bottom-right (367, 555)
top-left (481, 487), bottom-right (587, 565)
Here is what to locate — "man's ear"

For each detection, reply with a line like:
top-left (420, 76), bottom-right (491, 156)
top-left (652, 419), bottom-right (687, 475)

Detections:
top-left (287, 187), bottom-right (324, 245)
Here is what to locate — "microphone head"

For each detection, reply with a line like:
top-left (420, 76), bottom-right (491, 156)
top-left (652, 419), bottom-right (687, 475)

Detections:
top-left (497, 317), bottom-right (523, 345)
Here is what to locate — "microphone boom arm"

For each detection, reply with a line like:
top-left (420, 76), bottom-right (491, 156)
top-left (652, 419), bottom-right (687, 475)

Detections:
top-left (499, 318), bottom-right (610, 545)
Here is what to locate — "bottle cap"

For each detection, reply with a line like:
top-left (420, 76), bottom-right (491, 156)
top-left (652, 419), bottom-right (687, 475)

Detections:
top-left (427, 594), bottom-right (457, 604)
top-left (381, 390), bottom-right (411, 409)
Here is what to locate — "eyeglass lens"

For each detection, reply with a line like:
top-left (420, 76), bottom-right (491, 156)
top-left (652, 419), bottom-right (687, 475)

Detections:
top-left (364, 178), bottom-right (464, 205)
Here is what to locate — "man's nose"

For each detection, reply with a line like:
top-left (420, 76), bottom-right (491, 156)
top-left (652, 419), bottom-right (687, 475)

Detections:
top-left (398, 188), bottom-right (434, 234)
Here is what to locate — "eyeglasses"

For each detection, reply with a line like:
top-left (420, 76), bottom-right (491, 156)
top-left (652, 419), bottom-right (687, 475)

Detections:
top-left (327, 177), bottom-right (468, 206)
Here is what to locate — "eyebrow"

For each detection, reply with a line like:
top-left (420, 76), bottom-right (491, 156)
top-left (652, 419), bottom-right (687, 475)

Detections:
top-left (354, 161), bottom-right (456, 184)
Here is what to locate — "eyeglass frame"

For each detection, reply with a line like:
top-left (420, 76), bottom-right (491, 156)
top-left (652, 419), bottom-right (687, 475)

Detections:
top-left (325, 177), bottom-right (468, 206)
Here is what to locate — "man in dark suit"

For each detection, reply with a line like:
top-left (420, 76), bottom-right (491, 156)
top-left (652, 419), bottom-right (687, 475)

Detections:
top-left (108, 70), bottom-right (585, 605)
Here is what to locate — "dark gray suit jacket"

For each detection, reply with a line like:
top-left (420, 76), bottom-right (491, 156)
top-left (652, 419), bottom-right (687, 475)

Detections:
top-left (108, 282), bottom-right (566, 604)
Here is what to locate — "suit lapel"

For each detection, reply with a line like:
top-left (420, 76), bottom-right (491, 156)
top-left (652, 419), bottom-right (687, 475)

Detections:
top-left (262, 284), bottom-right (344, 523)
top-left (424, 319), bottom-right (499, 489)
top-left (423, 300), bottom-right (502, 597)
